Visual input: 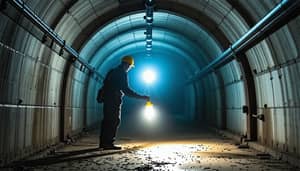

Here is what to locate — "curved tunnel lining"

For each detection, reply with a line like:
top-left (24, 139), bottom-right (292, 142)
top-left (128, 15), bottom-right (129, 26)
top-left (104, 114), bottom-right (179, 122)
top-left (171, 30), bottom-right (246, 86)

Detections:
top-left (77, 10), bottom-right (224, 127)
top-left (18, 0), bottom-right (251, 140)
top-left (1, 0), bottom-right (256, 144)
top-left (71, 2), bottom-right (252, 138)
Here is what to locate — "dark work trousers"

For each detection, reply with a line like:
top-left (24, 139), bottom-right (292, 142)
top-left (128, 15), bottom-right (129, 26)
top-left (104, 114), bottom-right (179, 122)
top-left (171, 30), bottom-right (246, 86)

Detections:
top-left (100, 95), bottom-right (122, 146)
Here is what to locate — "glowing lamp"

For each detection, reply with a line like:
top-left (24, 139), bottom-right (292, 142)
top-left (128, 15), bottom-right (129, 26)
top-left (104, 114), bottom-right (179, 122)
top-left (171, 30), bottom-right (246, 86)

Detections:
top-left (142, 69), bottom-right (156, 85)
top-left (143, 101), bottom-right (156, 122)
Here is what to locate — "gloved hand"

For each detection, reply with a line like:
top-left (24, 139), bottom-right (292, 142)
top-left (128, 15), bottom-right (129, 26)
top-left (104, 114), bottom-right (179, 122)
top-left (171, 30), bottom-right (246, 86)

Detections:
top-left (142, 95), bottom-right (150, 101)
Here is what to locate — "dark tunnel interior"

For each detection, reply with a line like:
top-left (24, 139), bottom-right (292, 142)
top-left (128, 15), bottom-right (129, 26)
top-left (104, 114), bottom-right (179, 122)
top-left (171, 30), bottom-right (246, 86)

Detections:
top-left (1, 0), bottom-right (300, 170)
top-left (79, 11), bottom-right (219, 136)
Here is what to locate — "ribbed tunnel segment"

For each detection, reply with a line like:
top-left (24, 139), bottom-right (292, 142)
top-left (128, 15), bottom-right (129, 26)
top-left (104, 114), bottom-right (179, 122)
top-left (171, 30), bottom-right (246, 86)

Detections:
top-left (0, 0), bottom-right (300, 168)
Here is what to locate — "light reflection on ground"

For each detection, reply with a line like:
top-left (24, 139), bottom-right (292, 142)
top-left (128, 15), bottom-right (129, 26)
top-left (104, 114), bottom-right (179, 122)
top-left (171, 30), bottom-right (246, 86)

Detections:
top-left (12, 132), bottom-right (300, 171)
top-left (135, 143), bottom-right (209, 170)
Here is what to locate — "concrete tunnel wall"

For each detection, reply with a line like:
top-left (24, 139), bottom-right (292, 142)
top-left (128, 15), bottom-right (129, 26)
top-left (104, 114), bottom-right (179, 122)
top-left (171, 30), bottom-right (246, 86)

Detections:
top-left (0, 0), bottom-right (300, 165)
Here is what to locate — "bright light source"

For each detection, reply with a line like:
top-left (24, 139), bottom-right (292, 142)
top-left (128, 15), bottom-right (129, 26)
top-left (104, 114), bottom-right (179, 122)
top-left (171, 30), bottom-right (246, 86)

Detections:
top-left (142, 69), bottom-right (156, 85)
top-left (143, 101), bottom-right (156, 122)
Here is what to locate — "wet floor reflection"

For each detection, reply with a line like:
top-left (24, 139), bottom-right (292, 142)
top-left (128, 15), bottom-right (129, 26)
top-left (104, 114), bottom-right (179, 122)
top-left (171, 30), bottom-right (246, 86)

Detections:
top-left (5, 128), bottom-right (300, 171)
top-left (21, 138), bottom-right (300, 171)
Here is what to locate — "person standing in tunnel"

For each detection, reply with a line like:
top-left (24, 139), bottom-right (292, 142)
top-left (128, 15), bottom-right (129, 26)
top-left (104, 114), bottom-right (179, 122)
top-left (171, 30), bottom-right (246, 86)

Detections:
top-left (97, 55), bottom-right (150, 150)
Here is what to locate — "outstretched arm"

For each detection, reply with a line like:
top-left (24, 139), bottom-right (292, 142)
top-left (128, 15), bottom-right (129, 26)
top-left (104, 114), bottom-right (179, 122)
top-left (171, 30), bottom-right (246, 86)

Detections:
top-left (121, 73), bottom-right (149, 100)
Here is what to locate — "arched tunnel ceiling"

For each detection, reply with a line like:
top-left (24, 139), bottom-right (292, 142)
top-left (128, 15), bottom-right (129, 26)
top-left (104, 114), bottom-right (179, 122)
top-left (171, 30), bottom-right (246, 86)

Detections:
top-left (2, 0), bottom-right (300, 166)
top-left (51, 0), bottom-right (257, 81)
top-left (13, 0), bottom-right (284, 86)
top-left (79, 12), bottom-right (222, 74)
top-left (60, 0), bottom-right (235, 50)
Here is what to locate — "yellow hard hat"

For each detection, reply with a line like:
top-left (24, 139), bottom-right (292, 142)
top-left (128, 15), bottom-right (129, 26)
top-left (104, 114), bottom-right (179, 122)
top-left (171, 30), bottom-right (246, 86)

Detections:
top-left (122, 55), bottom-right (134, 67)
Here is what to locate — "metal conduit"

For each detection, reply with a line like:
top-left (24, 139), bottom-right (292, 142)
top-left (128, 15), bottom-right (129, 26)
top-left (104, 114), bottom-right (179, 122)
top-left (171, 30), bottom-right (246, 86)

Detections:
top-left (8, 0), bottom-right (104, 80)
top-left (144, 0), bottom-right (154, 56)
top-left (186, 0), bottom-right (300, 84)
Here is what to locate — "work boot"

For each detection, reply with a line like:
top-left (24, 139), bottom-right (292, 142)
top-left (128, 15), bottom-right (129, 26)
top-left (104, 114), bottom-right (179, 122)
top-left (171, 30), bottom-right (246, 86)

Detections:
top-left (99, 144), bottom-right (122, 150)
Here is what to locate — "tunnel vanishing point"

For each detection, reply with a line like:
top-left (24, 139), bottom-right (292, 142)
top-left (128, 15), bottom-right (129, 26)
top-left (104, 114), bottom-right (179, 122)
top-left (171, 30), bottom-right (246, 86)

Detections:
top-left (1, 0), bottom-right (300, 169)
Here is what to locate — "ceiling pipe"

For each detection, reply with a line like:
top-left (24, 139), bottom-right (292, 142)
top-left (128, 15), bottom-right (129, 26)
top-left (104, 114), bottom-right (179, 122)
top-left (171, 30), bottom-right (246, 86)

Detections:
top-left (144, 0), bottom-right (155, 56)
top-left (186, 0), bottom-right (300, 84)
top-left (8, 0), bottom-right (104, 80)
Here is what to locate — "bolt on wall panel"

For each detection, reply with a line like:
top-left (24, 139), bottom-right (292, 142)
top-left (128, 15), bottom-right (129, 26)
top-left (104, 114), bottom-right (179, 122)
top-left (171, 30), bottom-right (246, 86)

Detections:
top-left (255, 73), bottom-right (274, 108)
top-left (271, 70), bottom-right (284, 107)
top-left (258, 107), bottom-right (274, 146)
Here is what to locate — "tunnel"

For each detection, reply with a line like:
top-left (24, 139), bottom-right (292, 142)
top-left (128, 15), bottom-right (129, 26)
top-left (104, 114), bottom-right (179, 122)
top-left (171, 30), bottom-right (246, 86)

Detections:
top-left (1, 0), bottom-right (300, 170)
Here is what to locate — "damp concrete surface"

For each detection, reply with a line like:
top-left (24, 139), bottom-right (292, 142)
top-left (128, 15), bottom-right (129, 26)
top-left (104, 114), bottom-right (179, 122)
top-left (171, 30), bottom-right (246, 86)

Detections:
top-left (6, 126), bottom-right (300, 171)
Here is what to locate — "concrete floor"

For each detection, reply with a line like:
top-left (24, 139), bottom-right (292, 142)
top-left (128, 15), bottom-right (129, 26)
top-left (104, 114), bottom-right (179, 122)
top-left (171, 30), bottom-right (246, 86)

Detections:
top-left (5, 124), bottom-right (299, 171)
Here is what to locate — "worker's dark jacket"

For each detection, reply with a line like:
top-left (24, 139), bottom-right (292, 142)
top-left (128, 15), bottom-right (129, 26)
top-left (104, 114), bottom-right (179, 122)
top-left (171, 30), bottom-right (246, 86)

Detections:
top-left (102, 65), bottom-right (143, 102)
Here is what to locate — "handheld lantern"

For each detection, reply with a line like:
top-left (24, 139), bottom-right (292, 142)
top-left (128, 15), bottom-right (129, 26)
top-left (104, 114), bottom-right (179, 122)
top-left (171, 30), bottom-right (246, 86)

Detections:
top-left (143, 101), bottom-right (156, 122)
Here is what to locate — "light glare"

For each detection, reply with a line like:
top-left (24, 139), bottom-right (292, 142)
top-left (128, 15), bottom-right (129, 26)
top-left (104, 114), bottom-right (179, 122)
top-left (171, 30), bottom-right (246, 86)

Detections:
top-left (143, 103), bottom-right (156, 122)
top-left (142, 69), bottom-right (156, 84)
